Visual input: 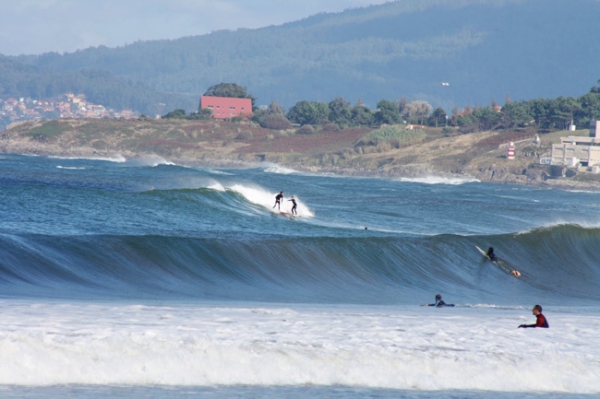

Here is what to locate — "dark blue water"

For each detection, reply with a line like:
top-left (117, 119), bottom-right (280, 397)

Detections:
top-left (1, 154), bottom-right (599, 305)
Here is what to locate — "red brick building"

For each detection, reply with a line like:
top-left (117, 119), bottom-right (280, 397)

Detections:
top-left (200, 96), bottom-right (252, 119)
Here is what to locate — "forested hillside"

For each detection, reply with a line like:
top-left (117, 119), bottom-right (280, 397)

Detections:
top-left (7, 0), bottom-right (600, 111)
top-left (0, 55), bottom-right (196, 115)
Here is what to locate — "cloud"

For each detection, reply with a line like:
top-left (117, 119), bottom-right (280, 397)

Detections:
top-left (0, 0), bottom-right (390, 55)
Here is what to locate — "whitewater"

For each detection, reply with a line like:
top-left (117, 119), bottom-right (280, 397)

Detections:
top-left (0, 154), bottom-right (599, 398)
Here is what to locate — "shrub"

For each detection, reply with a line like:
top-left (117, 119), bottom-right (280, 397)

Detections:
top-left (261, 114), bottom-right (292, 130)
top-left (323, 122), bottom-right (340, 132)
top-left (356, 125), bottom-right (425, 148)
top-left (296, 125), bottom-right (315, 135)
top-left (235, 131), bottom-right (253, 140)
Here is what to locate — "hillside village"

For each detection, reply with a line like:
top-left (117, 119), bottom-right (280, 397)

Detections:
top-left (0, 94), bottom-right (136, 131)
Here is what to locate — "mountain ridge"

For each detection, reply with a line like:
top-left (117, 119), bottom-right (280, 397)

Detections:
top-left (5, 0), bottom-right (600, 111)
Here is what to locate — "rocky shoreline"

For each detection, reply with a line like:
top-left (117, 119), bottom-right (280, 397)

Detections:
top-left (2, 118), bottom-right (599, 191)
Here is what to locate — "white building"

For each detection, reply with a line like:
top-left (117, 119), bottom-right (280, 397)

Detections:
top-left (551, 121), bottom-right (600, 171)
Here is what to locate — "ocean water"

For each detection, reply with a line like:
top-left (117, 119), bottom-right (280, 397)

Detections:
top-left (0, 154), bottom-right (599, 398)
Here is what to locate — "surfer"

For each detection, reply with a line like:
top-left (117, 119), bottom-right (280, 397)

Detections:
top-left (518, 304), bottom-right (549, 328)
top-left (288, 196), bottom-right (297, 215)
top-left (273, 191), bottom-right (284, 210)
top-left (424, 294), bottom-right (454, 307)
top-left (486, 247), bottom-right (498, 262)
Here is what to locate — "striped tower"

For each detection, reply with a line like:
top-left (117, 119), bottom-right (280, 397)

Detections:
top-left (507, 142), bottom-right (515, 160)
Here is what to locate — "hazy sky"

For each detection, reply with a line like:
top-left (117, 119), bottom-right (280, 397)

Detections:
top-left (0, 0), bottom-right (391, 56)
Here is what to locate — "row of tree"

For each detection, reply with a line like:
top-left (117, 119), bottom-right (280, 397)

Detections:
top-left (250, 87), bottom-right (600, 132)
top-left (452, 92), bottom-right (600, 131)
top-left (161, 81), bottom-right (600, 134)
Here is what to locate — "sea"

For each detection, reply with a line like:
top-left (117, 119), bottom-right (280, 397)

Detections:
top-left (0, 153), bottom-right (598, 399)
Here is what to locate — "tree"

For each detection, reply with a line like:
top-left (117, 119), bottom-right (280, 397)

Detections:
top-left (350, 105), bottom-right (374, 126)
top-left (252, 101), bottom-right (292, 129)
top-left (328, 97), bottom-right (352, 126)
top-left (375, 99), bottom-right (402, 125)
top-left (528, 98), bottom-right (551, 128)
top-left (470, 107), bottom-right (501, 130)
top-left (204, 82), bottom-right (256, 110)
top-left (398, 97), bottom-right (408, 116)
top-left (204, 83), bottom-right (248, 98)
top-left (268, 100), bottom-right (285, 115)
top-left (404, 100), bottom-right (433, 125)
top-left (428, 107), bottom-right (447, 127)
top-left (501, 102), bottom-right (532, 128)
top-left (287, 101), bottom-right (330, 125)
top-left (578, 92), bottom-right (600, 122)
top-left (162, 109), bottom-right (186, 119)
top-left (549, 96), bottom-right (581, 129)
top-left (186, 108), bottom-right (213, 120)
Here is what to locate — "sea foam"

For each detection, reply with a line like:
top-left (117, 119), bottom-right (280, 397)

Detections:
top-left (0, 301), bottom-right (597, 393)
top-left (228, 184), bottom-right (314, 217)
top-left (398, 176), bottom-right (480, 185)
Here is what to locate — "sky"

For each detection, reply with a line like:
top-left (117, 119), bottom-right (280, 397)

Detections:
top-left (0, 0), bottom-right (391, 56)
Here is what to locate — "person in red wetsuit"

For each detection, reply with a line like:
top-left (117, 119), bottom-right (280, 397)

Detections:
top-left (518, 304), bottom-right (549, 328)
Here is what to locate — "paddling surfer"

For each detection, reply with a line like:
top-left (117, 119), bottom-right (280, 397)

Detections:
top-left (424, 294), bottom-right (454, 307)
top-left (288, 196), bottom-right (297, 215)
top-left (273, 191), bottom-right (284, 210)
top-left (518, 304), bottom-right (549, 328)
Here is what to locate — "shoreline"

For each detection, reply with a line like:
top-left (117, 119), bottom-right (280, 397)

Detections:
top-left (2, 118), bottom-right (599, 192)
top-left (4, 147), bottom-right (598, 192)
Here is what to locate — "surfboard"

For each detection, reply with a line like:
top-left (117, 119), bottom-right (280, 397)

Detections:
top-left (476, 246), bottom-right (521, 277)
top-left (279, 212), bottom-right (299, 218)
top-left (475, 245), bottom-right (489, 259)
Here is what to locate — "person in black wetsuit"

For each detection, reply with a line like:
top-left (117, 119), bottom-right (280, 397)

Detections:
top-left (486, 247), bottom-right (498, 262)
top-left (425, 294), bottom-right (454, 307)
top-left (518, 304), bottom-right (549, 328)
top-left (288, 196), bottom-right (297, 215)
top-left (273, 191), bottom-right (284, 210)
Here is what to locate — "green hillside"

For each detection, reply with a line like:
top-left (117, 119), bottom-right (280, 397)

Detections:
top-left (8, 0), bottom-right (600, 111)
top-left (0, 55), bottom-right (196, 115)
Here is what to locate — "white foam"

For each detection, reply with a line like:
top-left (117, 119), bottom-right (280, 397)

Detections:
top-left (49, 155), bottom-right (127, 163)
top-left (131, 155), bottom-right (175, 167)
top-left (228, 184), bottom-right (314, 217)
top-left (207, 169), bottom-right (234, 176)
top-left (207, 182), bottom-right (226, 192)
top-left (262, 163), bottom-right (299, 175)
top-left (398, 176), bottom-right (480, 185)
top-left (514, 221), bottom-right (600, 236)
top-left (56, 166), bottom-right (86, 170)
top-left (0, 301), bottom-right (598, 393)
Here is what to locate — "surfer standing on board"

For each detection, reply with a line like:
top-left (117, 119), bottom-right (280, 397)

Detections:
top-left (273, 191), bottom-right (284, 210)
top-left (519, 304), bottom-right (549, 328)
top-left (288, 196), bottom-right (297, 215)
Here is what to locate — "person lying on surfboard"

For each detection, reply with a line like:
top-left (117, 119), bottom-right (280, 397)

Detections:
top-left (288, 196), bottom-right (297, 215)
top-left (424, 294), bottom-right (455, 307)
top-left (273, 191), bottom-right (284, 210)
top-left (486, 247), bottom-right (498, 262)
top-left (518, 304), bottom-right (549, 328)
